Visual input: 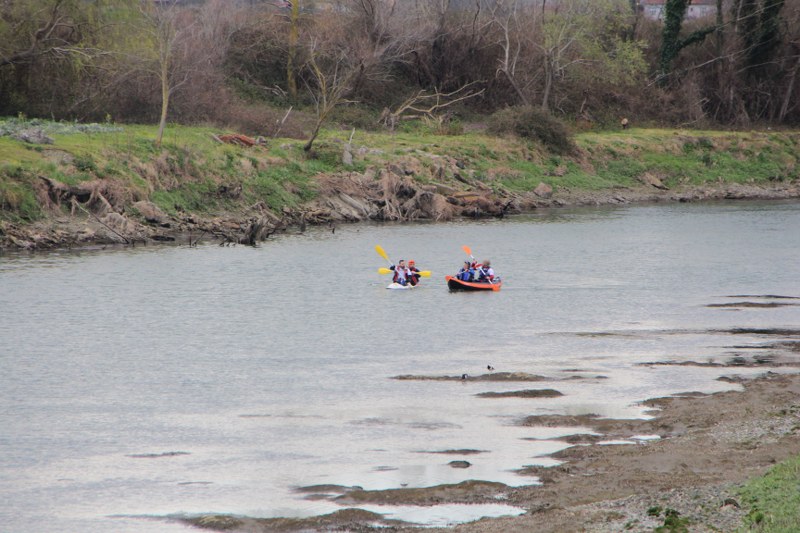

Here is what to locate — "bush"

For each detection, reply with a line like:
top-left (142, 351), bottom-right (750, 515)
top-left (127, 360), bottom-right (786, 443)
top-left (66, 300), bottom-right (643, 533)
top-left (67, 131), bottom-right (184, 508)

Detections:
top-left (220, 103), bottom-right (313, 140)
top-left (73, 154), bottom-right (97, 173)
top-left (331, 105), bottom-right (382, 131)
top-left (487, 106), bottom-right (575, 155)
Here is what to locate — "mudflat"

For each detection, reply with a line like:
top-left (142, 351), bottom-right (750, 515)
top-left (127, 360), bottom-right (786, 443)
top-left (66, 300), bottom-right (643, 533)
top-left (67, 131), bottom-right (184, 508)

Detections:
top-left (184, 332), bottom-right (800, 532)
top-left (467, 371), bottom-right (800, 532)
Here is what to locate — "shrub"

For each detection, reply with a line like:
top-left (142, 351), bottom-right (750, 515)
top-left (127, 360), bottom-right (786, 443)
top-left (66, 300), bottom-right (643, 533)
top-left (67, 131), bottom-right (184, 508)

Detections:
top-left (222, 103), bottom-right (313, 140)
top-left (655, 508), bottom-right (690, 532)
top-left (73, 154), bottom-right (97, 173)
top-left (331, 105), bottom-right (382, 131)
top-left (487, 106), bottom-right (575, 155)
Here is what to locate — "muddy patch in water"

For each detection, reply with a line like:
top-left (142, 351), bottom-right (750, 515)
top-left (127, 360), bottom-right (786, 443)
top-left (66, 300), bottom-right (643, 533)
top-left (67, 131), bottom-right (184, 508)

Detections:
top-left (182, 508), bottom-right (400, 532)
top-left (333, 480), bottom-right (510, 506)
top-left (523, 433), bottom-right (602, 445)
top-left (707, 301), bottom-right (798, 308)
top-left (725, 294), bottom-right (800, 300)
top-left (717, 327), bottom-right (800, 336)
top-left (394, 371), bottom-right (607, 383)
top-left (640, 352), bottom-right (800, 368)
top-left (418, 449), bottom-right (488, 455)
top-left (126, 451), bottom-right (190, 459)
top-left (294, 484), bottom-right (364, 502)
top-left (393, 371), bottom-right (547, 382)
top-left (476, 389), bottom-right (563, 399)
top-left (706, 294), bottom-right (800, 308)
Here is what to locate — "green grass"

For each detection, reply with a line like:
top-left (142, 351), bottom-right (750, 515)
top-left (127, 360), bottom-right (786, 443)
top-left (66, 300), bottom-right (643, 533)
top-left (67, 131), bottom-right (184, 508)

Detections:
top-left (737, 455), bottom-right (800, 532)
top-left (0, 174), bottom-right (41, 221)
top-left (150, 181), bottom-right (221, 215)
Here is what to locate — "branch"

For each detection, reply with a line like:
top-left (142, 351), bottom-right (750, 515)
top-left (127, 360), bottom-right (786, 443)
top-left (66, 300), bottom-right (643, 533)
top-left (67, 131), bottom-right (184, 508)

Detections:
top-left (383, 82), bottom-right (485, 127)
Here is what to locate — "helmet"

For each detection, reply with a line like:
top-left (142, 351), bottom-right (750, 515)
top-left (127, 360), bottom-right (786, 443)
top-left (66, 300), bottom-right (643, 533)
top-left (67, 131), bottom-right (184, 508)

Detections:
top-left (409, 260), bottom-right (415, 265)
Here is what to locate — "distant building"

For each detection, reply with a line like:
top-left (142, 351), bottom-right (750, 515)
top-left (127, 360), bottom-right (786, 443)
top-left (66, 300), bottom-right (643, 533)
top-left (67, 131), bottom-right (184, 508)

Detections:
top-left (640, 0), bottom-right (719, 21)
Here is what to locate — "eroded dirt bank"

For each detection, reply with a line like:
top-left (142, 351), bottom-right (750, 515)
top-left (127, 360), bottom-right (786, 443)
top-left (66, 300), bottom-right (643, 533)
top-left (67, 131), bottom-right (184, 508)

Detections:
top-left (2, 152), bottom-right (799, 252)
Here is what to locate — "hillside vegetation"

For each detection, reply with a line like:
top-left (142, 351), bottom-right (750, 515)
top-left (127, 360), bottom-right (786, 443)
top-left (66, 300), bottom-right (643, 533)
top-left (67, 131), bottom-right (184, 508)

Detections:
top-left (4, 0), bottom-right (800, 251)
top-left (2, 0), bottom-right (799, 136)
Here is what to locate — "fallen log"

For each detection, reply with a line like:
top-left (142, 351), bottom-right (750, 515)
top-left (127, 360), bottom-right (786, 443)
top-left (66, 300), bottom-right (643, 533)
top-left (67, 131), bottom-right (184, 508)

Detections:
top-left (211, 133), bottom-right (266, 147)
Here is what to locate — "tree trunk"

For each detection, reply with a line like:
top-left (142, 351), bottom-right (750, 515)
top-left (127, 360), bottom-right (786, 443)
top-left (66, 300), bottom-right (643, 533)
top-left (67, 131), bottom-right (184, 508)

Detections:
top-left (502, 69), bottom-right (530, 107)
top-left (156, 61), bottom-right (169, 146)
top-left (287, 0), bottom-right (299, 101)
top-left (778, 52), bottom-right (800, 122)
top-left (659, 0), bottom-right (690, 82)
top-left (304, 121), bottom-right (321, 152)
top-left (627, 0), bottom-right (640, 41)
top-left (715, 0), bottom-right (724, 56)
top-left (541, 56), bottom-right (553, 111)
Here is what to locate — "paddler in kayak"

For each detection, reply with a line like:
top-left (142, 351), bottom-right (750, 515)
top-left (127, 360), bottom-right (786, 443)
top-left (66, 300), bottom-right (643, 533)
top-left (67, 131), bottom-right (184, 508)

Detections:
top-left (390, 259), bottom-right (411, 286)
top-left (407, 260), bottom-right (422, 286)
top-left (457, 261), bottom-right (474, 282)
top-left (476, 259), bottom-right (497, 282)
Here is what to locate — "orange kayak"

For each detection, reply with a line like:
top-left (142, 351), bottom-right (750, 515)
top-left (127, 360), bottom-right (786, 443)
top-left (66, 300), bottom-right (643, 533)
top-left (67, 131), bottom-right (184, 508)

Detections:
top-left (446, 275), bottom-right (502, 291)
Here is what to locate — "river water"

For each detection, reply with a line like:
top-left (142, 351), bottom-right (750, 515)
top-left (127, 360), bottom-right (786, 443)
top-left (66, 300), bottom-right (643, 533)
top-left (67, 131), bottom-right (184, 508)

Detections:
top-left (2, 201), bottom-right (799, 531)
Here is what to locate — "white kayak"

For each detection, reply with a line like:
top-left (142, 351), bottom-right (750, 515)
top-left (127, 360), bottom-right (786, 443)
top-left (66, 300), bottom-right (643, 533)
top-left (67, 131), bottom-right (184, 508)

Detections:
top-left (386, 283), bottom-right (413, 290)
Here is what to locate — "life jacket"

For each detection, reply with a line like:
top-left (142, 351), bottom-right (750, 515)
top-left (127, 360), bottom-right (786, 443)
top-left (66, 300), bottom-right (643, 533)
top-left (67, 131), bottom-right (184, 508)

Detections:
top-left (392, 266), bottom-right (408, 283)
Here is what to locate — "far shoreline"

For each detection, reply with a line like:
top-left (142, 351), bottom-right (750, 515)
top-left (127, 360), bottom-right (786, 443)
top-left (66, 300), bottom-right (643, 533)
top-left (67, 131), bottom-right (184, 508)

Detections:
top-left (2, 122), bottom-right (799, 253)
top-left (2, 183), bottom-right (799, 254)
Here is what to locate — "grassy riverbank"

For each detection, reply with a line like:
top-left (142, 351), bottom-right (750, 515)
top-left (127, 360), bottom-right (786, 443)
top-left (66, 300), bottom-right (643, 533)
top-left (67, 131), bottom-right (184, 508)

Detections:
top-left (738, 454), bottom-right (800, 531)
top-left (1, 118), bottom-right (799, 247)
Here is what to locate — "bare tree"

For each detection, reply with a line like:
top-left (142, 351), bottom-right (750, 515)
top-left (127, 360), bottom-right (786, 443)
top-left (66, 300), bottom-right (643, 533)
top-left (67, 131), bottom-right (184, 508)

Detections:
top-left (348, 0), bottom-right (432, 91)
top-left (0, 0), bottom-right (112, 69)
top-left (525, 0), bottom-right (647, 113)
top-left (484, 0), bottom-right (535, 106)
top-left (137, 0), bottom-right (195, 146)
top-left (410, 0), bottom-right (488, 90)
top-left (302, 37), bottom-right (358, 152)
top-left (0, 0), bottom-right (128, 117)
top-left (538, 0), bottom-right (587, 111)
top-left (301, 0), bottom-right (428, 151)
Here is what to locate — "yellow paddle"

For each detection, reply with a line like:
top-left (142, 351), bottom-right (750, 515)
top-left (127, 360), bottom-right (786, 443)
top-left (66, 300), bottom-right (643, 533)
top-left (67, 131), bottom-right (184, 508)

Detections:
top-left (378, 267), bottom-right (431, 277)
top-left (376, 245), bottom-right (431, 282)
top-left (375, 244), bottom-right (392, 266)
